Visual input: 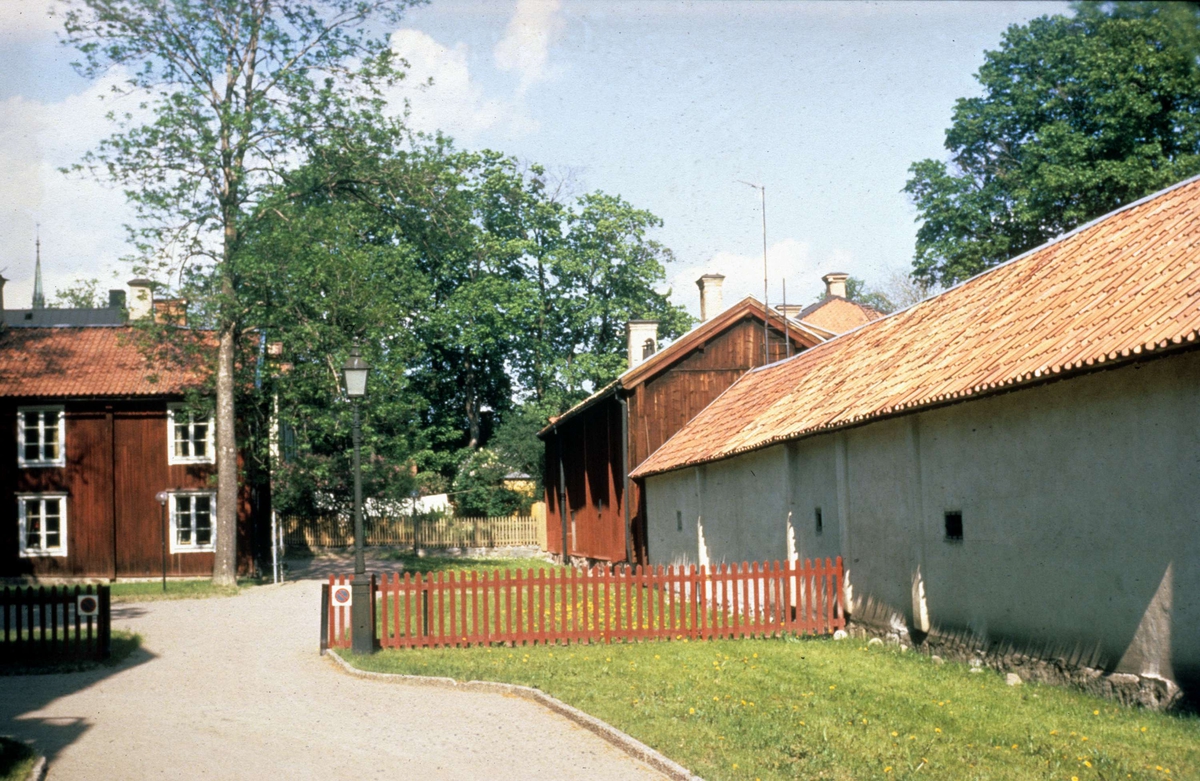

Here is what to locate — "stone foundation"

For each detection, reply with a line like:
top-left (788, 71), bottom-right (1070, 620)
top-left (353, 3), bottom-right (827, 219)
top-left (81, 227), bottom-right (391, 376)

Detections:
top-left (846, 619), bottom-right (1184, 711)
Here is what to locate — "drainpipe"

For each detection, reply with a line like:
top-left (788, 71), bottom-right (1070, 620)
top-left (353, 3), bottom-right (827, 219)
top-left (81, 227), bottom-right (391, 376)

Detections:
top-left (556, 427), bottom-right (569, 564)
top-left (619, 395), bottom-right (631, 564)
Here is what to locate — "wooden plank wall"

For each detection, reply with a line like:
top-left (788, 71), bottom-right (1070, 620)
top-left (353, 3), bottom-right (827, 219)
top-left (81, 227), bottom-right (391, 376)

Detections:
top-left (1, 399), bottom-right (258, 579)
top-left (542, 396), bottom-right (627, 563)
top-left (544, 314), bottom-right (809, 565)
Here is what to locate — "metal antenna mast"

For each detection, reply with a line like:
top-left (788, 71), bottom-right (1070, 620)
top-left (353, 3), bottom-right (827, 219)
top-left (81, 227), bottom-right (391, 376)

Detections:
top-left (737, 180), bottom-right (768, 364)
top-left (783, 278), bottom-right (791, 359)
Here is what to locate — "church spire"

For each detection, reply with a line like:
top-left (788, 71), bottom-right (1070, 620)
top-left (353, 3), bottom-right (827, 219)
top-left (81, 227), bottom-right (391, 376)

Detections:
top-left (32, 225), bottom-right (44, 309)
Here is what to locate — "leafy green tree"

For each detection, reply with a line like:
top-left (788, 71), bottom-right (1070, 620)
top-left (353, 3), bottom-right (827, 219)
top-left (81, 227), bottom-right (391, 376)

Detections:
top-left (543, 193), bottom-right (692, 402)
top-left (62, 0), bottom-right (420, 585)
top-left (451, 448), bottom-right (524, 518)
top-left (51, 277), bottom-right (104, 308)
top-left (905, 2), bottom-right (1200, 286)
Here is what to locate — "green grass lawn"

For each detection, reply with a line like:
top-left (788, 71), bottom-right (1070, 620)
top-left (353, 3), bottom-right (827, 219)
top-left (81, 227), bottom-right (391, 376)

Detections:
top-left (342, 554), bottom-right (1198, 781)
top-left (110, 577), bottom-right (265, 602)
top-left (0, 737), bottom-right (35, 781)
top-left (373, 551), bottom-right (566, 576)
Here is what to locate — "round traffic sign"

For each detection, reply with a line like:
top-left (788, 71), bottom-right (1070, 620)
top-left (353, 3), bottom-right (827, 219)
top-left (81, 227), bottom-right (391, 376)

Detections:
top-left (332, 585), bottom-right (353, 606)
top-left (77, 594), bottom-right (100, 616)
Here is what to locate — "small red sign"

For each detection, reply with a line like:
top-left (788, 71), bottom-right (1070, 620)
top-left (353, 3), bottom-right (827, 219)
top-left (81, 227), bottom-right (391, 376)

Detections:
top-left (332, 585), bottom-right (353, 606)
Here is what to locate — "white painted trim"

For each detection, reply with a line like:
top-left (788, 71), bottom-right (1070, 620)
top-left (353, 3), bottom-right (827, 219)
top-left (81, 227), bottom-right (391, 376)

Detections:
top-left (16, 405), bottom-right (66, 468)
top-left (168, 491), bottom-right (216, 553)
top-left (167, 403), bottom-right (216, 465)
top-left (17, 493), bottom-right (68, 558)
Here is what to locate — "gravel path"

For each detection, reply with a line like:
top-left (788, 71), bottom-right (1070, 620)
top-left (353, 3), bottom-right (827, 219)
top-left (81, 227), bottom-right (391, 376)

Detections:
top-left (0, 577), bottom-right (669, 780)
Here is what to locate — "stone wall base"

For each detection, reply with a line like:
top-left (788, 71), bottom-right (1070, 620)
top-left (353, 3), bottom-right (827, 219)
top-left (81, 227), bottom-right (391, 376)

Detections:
top-left (845, 619), bottom-right (1184, 712)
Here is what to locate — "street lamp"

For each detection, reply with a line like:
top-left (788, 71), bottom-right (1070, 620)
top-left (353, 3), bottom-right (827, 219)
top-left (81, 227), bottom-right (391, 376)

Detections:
top-left (342, 346), bottom-right (373, 654)
top-left (155, 491), bottom-right (169, 593)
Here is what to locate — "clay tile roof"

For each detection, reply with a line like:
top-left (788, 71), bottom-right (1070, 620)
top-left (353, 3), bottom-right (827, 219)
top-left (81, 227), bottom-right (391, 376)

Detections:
top-left (632, 175), bottom-right (1200, 478)
top-left (797, 296), bottom-right (884, 335)
top-left (0, 327), bottom-right (212, 398)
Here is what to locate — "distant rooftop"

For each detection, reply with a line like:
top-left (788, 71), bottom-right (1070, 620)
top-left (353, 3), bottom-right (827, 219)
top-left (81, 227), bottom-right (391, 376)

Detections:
top-left (3, 308), bottom-right (124, 328)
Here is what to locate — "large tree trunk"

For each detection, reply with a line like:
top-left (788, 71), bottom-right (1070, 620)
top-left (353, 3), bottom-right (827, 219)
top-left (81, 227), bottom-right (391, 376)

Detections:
top-left (213, 322), bottom-right (239, 586)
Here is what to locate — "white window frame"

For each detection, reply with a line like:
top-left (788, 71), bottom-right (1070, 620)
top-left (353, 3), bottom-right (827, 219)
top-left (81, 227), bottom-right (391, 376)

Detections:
top-left (169, 491), bottom-right (216, 553)
top-left (167, 403), bottom-right (216, 465)
top-left (17, 405), bottom-right (66, 468)
top-left (17, 493), bottom-right (68, 558)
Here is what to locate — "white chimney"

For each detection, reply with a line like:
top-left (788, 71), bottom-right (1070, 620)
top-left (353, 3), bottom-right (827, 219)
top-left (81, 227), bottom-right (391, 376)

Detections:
top-left (823, 272), bottom-right (849, 299)
top-left (127, 279), bottom-right (154, 321)
top-left (776, 304), bottom-right (804, 320)
top-left (696, 273), bottom-right (725, 322)
top-left (626, 320), bottom-right (659, 370)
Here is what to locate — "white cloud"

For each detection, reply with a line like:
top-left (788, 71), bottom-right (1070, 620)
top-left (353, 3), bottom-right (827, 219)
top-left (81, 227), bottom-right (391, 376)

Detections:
top-left (0, 69), bottom-right (142, 306)
top-left (493, 0), bottom-right (563, 94)
top-left (668, 238), bottom-right (854, 317)
top-left (387, 28), bottom-right (537, 141)
top-left (0, 2), bottom-right (59, 40)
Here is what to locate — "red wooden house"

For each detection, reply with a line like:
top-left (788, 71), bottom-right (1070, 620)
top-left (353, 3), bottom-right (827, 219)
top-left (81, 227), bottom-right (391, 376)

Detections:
top-left (0, 283), bottom-right (263, 579)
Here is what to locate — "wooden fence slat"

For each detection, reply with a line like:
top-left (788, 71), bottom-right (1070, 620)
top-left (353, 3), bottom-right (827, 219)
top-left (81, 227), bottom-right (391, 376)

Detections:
top-left (326, 558), bottom-right (843, 652)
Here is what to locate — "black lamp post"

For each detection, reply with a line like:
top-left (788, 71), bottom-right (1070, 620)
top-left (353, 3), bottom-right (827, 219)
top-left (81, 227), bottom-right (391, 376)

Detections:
top-left (343, 346), bottom-right (373, 654)
top-left (155, 491), bottom-right (169, 593)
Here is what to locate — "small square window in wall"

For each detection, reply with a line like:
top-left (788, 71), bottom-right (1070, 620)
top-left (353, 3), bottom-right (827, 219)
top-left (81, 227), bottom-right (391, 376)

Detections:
top-left (814, 507), bottom-right (823, 535)
top-left (168, 404), bottom-right (216, 465)
top-left (17, 406), bottom-right (65, 467)
top-left (18, 494), bottom-right (68, 557)
top-left (944, 511), bottom-right (963, 542)
top-left (171, 492), bottom-right (216, 553)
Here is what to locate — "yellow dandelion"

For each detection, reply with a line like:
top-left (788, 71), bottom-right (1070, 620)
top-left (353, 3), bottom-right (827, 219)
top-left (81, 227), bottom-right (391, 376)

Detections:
top-left (1085, 761), bottom-right (1093, 768)
top-left (884, 767), bottom-right (893, 773)
top-left (1011, 744), bottom-right (1018, 750)
top-left (935, 728), bottom-right (942, 733)
top-left (891, 731), bottom-right (899, 737)
top-left (829, 685), bottom-right (836, 690)
top-left (689, 708), bottom-right (695, 714)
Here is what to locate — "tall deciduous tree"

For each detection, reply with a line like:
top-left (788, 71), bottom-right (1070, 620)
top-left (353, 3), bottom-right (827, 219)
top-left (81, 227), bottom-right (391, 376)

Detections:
top-left (905, 2), bottom-right (1200, 286)
top-left (62, 0), bottom-right (420, 585)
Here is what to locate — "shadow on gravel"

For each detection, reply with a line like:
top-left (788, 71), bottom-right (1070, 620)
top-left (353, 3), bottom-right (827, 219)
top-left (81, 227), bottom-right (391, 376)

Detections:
top-left (0, 639), bottom-right (155, 767)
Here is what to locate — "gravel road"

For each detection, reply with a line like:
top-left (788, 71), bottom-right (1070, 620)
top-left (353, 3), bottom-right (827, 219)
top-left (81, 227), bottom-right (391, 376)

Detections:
top-left (0, 576), bottom-right (669, 780)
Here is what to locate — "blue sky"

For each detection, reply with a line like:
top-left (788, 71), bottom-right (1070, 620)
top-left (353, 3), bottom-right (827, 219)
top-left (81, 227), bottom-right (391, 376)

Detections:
top-left (0, 0), bottom-right (1067, 316)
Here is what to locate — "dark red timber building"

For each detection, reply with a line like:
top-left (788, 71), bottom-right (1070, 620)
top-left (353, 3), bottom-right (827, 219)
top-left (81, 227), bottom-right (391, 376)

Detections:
top-left (0, 272), bottom-right (263, 579)
top-left (539, 273), bottom-right (883, 565)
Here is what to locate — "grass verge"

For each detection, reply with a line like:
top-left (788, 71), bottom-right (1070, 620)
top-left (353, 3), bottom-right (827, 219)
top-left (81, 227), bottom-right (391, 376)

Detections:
top-left (0, 630), bottom-right (142, 676)
top-left (371, 551), bottom-right (565, 576)
top-left (0, 738), bottom-right (35, 781)
top-left (347, 636), bottom-right (1199, 781)
top-left (110, 577), bottom-right (264, 603)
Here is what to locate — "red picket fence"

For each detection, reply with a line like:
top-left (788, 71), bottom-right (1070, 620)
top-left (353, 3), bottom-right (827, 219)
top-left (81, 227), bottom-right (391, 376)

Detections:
top-left (1, 584), bottom-right (112, 664)
top-left (325, 558), bottom-right (844, 651)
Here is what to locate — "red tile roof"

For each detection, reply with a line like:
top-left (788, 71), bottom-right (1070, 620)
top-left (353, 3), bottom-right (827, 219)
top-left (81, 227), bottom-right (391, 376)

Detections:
top-left (0, 327), bottom-right (212, 398)
top-left (797, 296), bottom-right (884, 335)
top-left (632, 175), bottom-right (1200, 478)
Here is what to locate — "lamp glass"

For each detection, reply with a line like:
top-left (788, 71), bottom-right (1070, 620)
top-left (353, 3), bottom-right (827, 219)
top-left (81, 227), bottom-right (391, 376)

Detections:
top-left (342, 348), bottom-right (370, 398)
top-left (344, 367), bottom-right (368, 398)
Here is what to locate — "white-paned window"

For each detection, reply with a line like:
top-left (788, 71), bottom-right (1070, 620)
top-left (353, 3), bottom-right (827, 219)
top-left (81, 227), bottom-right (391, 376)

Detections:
top-left (17, 406), bottom-right (65, 467)
top-left (167, 404), bottom-right (215, 465)
top-left (170, 492), bottom-right (215, 553)
top-left (18, 494), bottom-right (68, 557)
